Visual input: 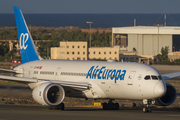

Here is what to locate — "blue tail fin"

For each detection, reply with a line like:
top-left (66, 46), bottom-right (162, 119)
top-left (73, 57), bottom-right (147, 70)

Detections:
top-left (14, 6), bottom-right (42, 64)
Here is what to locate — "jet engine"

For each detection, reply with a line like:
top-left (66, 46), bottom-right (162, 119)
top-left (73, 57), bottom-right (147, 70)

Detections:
top-left (155, 83), bottom-right (177, 106)
top-left (32, 82), bottom-right (65, 106)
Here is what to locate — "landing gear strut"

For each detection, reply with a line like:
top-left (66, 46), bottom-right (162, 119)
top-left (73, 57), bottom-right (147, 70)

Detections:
top-left (143, 99), bottom-right (153, 113)
top-left (102, 99), bottom-right (119, 110)
top-left (48, 103), bottom-right (65, 110)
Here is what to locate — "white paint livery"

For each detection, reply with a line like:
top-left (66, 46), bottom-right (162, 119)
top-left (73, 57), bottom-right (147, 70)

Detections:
top-left (0, 7), bottom-right (179, 113)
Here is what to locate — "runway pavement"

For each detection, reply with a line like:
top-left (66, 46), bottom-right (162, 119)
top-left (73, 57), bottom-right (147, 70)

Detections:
top-left (0, 64), bottom-right (180, 120)
top-left (0, 104), bottom-right (179, 120)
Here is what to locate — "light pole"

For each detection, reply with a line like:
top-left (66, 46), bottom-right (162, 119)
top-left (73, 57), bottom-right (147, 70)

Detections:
top-left (157, 24), bottom-right (159, 54)
top-left (154, 24), bottom-right (161, 54)
top-left (87, 21), bottom-right (93, 48)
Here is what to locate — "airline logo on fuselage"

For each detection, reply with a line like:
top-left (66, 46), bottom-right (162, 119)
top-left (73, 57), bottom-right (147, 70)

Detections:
top-left (86, 66), bottom-right (126, 83)
top-left (20, 33), bottom-right (29, 50)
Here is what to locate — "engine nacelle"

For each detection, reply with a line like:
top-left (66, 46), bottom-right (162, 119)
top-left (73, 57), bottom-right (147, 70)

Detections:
top-left (32, 82), bottom-right (65, 106)
top-left (155, 83), bottom-right (177, 106)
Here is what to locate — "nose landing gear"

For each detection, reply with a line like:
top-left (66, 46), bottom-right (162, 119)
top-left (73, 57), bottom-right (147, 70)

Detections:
top-left (143, 99), bottom-right (154, 113)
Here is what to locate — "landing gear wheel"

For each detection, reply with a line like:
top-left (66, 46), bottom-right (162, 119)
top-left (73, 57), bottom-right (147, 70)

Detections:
top-left (114, 103), bottom-right (119, 110)
top-left (56, 103), bottom-right (65, 110)
top-left (102, 100), bottom-right (119, 110)
top-left (143, 99), bottom-right (153, 113)
top-left (143, 107), bottom-right (148, 113)
top-left (147, 108), bottom-right (152, 113)
top-left (143, 107), bottom-right (152, 113)
top-left (103, 103), bottom-right (108, 110)
top-left (48, 103), bottom-right (65, 110)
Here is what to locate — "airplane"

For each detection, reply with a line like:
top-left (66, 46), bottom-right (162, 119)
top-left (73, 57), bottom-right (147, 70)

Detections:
top-left (0, 6), bottom-right (179, 113)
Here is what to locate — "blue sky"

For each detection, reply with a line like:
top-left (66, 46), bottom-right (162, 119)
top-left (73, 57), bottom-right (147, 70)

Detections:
top-left (1, 0), bottom-right (180, 14)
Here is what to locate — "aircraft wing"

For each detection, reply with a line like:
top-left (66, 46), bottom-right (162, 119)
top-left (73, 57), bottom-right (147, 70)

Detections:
top-left (162, 71), bottom-right (180, 80)
top-left (0, 75), bottom-right (91, 91)
top-left (0, 75), bottom-right (37, 83)
top-left (50, 80), bottom-right (91, 91)
top-left (0, 68), bottom-right (22, 73)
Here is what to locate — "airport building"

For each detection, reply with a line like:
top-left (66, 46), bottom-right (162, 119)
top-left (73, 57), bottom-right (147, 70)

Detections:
top-left (112, 26), bottom-right (180, 61)
top-left (51, 26), bottom-right (180, 63)
top-left (88, 47), bottom-right (119, 60)
top-left (51, 41), bottom-right (88, 60)
top-left (51, 41), bottom-right (120, 61)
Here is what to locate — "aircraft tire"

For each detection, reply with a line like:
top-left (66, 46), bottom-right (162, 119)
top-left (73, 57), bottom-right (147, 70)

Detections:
top-left (103, 103), bottom-right (108, 110)
top-left (47, 103), bottom-right (65, 110)
top-left (147, 108), bottom-right (152, 113)
top-left (114, 103), bottom-right (119, 110)
top-left (143, 107), bottom-right (148, 113)
top-left (57, 103), bottom-right (65, 110)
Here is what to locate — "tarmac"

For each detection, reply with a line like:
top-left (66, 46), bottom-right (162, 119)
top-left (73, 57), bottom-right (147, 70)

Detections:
top-left (0, 104), bottom-right (179, 120)
top-left (0, 64), bottom-right (180, 120)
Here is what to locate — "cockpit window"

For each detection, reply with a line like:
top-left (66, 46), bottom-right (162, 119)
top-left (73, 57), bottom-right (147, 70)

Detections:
top-left (158, 75), bottom-right (162, 80)
top-left (144, 75), bottom-right (151, 80)
top-left (151, 75), bottom-right (158, 80)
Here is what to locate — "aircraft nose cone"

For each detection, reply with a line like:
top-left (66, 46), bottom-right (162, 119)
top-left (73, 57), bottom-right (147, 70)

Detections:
top-left (154, 81), bottom-right (166, 98)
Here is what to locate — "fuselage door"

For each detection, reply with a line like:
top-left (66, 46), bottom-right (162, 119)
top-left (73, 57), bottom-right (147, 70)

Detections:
top-left (28, 66), bottom-right (33, 78)
top-left (127, 71), bottom-right (136, 85)
top-left (55, 67), bottom-right (61, 80)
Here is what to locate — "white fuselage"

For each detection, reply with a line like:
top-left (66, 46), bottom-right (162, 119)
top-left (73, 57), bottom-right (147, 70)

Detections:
top-left (14, 59), bottom-right (166, 100)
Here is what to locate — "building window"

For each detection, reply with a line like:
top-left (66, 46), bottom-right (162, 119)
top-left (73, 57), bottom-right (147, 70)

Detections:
top-left (99, 52), bottom-right (101, 54)
top-left (67, 52), bottom-right (69, 54)
top-left (115, 52), bottom-right (117, 54)
top-left (94, 51), bottom-right (95, 54)
top-left (83, 46), bottom-right (85, 48)
top-left (78, 46), bottom-right (80, 48)
top-left (109, 52), bottom-right (111, 54)
top-left (88, 52), bottom-right (90, 54)
top-left (104, 52), bottom-right (106, 54)
top-left (67, 46), bottom-right (69, 48)
top-left (83, 52), bottom-right (85, 54)
top-left (78, 52), bottom-right (80, 54)
top-left (72, 52), bottom-right (74, 54)
top-left (72, 46), bottom-right (74, 48)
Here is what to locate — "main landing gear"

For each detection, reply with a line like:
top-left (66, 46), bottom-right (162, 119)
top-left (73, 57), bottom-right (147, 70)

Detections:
top-left (48, 103), bottom-right (65, 110)
top-left (102, 99), bottom-right (119, 110)
top-left (143, 99), bottom-right (153, 113)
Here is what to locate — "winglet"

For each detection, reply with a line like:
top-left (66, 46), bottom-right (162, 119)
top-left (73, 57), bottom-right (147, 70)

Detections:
top-left (14, 6), bottom-right (42, 64)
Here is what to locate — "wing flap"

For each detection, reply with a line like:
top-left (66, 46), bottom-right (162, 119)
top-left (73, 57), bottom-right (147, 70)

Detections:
top-left (0, 75), bottom-right (91, 91)
top-left (162, 71), bottom-right (180, 80)
top-left (43, 80), bottom-right (91, 91)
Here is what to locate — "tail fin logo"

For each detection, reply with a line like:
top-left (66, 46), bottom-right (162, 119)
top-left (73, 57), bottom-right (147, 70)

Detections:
top-left (20, 33), bottom-right (28, 50)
